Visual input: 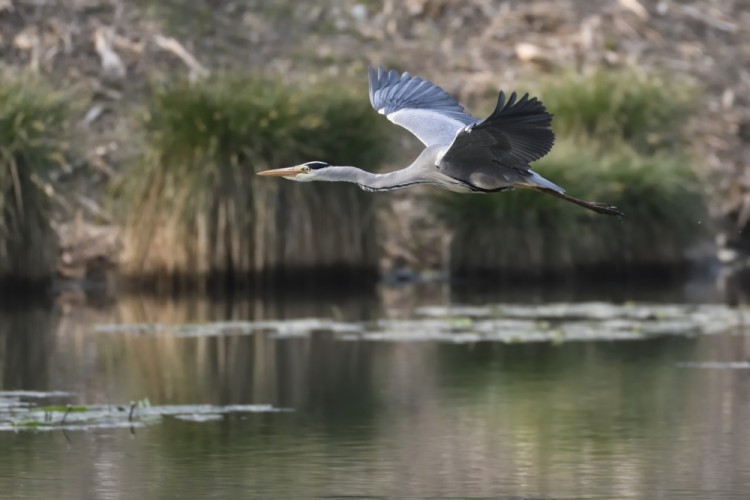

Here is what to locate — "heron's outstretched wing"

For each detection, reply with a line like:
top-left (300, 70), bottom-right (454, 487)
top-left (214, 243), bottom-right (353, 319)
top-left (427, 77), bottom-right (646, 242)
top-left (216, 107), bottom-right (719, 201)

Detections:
top-left (438, 91), bottom-right (555, 184)
top-left (369, 66), bottom-right (477, 147)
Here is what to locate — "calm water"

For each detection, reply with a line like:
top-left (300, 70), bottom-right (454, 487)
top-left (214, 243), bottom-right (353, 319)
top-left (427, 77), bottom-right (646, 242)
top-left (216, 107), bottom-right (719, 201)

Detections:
top-left (1, 284), bottom-right (749, 499)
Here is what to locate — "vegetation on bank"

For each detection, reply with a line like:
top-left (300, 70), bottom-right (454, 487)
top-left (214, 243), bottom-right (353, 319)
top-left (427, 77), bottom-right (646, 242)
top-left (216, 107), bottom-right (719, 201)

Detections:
top-left (538, 70), bottom-right (694, 154)
top-left (0, 67), bottom-right (710, 289)
top-left (117, 75), bottom-right (390, 290)
top-left (435, 69), bottom-right (707, 279)
top-left (0, 76), bottom-right (72, 289)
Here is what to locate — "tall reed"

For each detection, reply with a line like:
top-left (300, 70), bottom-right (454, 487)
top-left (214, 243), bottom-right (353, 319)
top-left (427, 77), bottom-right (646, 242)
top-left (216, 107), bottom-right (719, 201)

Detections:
top-left (0, 75), bottom-right (71, 289)
top-left (119, 76), bottom-right (390, 290)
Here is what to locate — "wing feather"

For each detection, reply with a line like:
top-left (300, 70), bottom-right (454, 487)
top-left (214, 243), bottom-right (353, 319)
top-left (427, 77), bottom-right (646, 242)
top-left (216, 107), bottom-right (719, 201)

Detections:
top-left (368, 66), bottom-right (476, 146)
top-left (438, 90), bottom-right (555, 182)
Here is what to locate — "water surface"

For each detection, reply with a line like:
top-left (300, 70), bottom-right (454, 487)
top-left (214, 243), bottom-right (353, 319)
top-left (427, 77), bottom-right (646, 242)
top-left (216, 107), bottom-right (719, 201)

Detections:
top-left (1, 285), bottom-right (749, 499)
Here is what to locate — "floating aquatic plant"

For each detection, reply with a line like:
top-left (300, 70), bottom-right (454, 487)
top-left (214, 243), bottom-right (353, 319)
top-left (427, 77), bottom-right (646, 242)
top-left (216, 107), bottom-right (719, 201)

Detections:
top-left (0, 391), bottom-right (288, 432)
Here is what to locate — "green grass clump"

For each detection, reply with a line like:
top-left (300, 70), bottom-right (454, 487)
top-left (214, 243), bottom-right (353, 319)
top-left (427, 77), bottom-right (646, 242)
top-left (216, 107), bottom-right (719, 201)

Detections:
top-left (38, 405), bottom-right (89, 413)
top-left (437, 139), bottom-right (706, 279)
top-left (539, 69), bottom-right (694, 154)
top-left (0, 75), bottom-right (71, 287)
top-left (119, 75), bottom-right (390, 289)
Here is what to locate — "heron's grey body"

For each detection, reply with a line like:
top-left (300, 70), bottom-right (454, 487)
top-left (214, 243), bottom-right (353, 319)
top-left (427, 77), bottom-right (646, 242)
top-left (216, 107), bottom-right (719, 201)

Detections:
top-left (367, 66), bottom-right (562, 194)
top-left (257, 66), bottom-right (622, 216)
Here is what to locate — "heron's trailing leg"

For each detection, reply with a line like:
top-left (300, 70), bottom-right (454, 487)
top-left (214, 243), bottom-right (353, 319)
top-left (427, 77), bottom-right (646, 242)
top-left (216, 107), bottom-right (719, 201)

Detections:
top-left (518, 185), bottom-right (624, 217)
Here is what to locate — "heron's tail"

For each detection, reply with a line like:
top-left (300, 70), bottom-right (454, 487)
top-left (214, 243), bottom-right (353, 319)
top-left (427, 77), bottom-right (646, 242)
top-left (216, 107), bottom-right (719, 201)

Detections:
top-left (524, 170), bottom-right (565, 194)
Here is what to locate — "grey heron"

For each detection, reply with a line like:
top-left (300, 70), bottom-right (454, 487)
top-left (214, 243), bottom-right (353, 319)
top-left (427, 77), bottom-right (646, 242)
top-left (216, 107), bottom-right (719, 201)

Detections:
top-left (258, 67), bottom-right (623, 216)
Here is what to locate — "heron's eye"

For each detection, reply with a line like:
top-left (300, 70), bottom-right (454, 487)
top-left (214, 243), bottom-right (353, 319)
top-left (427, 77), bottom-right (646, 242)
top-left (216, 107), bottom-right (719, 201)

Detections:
top-left (301, 166), bottom-right (311, 173)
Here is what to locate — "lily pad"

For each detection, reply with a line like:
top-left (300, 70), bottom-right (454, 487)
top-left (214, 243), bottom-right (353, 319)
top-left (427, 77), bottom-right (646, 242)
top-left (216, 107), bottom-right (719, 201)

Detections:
top-left (0, 392), bottom-right (289, 432)
top-left (173, 414), bottom-right (224, 422)
top-left (0, 390), bottom-right (73, 398)
top-left (677, 361), bottom-right (750, 369)
top-left (93, 318), bottom-right (363, 338)
top-left (90, 303), bottom-right (748, 344)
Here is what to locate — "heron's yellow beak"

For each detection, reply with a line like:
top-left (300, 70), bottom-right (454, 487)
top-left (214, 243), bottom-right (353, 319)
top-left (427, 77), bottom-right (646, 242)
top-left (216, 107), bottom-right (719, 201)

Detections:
top-left (256, 166), bottom-right (303, 177)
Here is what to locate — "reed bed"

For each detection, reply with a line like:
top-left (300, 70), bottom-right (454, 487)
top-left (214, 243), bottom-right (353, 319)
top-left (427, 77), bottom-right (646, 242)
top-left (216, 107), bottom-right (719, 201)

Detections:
top-left (435, 69), bottom-right (706, 279)
top-left (119, 76), bottom-right (390, 290)
top-left (0, 76), bottom-right (71, 289)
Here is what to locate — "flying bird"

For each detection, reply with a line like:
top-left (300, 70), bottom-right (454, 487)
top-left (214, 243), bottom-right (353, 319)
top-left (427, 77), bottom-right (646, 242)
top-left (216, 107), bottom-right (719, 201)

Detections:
top-left (258, 67), bottom-right (623, 216)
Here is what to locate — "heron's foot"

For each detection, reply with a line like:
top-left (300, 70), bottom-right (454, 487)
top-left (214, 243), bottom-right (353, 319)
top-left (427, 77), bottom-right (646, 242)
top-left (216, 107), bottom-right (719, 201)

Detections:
top-left (589, 202), bottom-right (624, 218)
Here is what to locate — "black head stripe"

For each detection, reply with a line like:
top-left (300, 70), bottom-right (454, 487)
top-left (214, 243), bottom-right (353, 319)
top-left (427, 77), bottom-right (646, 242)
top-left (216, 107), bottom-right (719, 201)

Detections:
top-left (305, 161), bottom-right (330, 170)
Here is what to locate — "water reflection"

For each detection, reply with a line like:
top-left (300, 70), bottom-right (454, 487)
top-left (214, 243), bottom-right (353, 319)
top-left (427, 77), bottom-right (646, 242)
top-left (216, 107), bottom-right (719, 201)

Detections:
top-left (0, 306), bottom-right (58, 392)
top-left (0, 284), bottom-right (749, 499)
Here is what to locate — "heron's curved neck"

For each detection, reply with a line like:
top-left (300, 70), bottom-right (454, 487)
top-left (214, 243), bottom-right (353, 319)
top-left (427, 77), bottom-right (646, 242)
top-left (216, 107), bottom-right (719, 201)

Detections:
top-left (320, 166), bottom-right (429, 192)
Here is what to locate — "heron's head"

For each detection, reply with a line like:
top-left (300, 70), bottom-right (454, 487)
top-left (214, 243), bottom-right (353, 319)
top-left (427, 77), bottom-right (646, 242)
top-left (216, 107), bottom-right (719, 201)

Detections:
top-left (256, 161), bottom-right (331, 182)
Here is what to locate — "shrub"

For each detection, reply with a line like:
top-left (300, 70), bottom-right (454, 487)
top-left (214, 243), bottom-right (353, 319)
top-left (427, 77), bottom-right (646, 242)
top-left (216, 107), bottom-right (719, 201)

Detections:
top-left (0, 75), bottom-right (71, 288)
top-left (118, 75), bottom-right (391, 290)
top-left (538, 69), bottom-right (694, 154)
